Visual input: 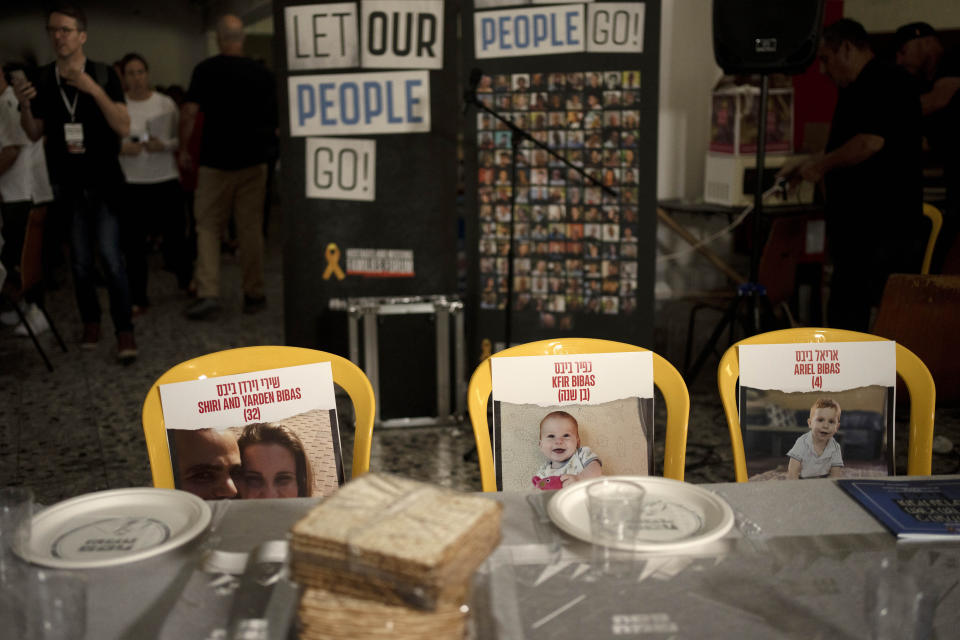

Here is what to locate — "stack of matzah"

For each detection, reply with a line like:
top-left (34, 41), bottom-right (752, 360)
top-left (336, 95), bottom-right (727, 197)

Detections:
top-left (290, 473), bottom-right (503, 639)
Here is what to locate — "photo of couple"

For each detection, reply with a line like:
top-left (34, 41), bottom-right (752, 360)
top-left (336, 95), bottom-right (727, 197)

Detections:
top-left (168, 408), bottom-right (342, 500)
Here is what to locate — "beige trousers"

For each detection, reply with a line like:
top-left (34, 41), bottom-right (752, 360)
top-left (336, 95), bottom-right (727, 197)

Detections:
top-left (193, 164), bottom-right (267, 299)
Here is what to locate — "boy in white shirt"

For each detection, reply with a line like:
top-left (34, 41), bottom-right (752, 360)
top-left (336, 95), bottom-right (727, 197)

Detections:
top-left (787, 398), bottom-right (845, 479)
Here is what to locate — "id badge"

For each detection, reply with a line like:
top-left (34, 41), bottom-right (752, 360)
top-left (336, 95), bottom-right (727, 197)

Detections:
top-left (64, 122), bottom-right (85, 154)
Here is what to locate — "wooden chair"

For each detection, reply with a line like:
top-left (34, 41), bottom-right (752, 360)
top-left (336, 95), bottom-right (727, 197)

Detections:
top-left (142, 346), bottom-right (375, 489)
top-left (467, 338), bottom-right (689, 491)
top-left (718, 328), bottom-right (935, 481)
top-left (0, 206), bottom-right (67, 371)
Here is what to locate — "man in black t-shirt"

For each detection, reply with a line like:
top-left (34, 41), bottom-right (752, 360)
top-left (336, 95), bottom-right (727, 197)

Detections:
top-left (782, 19), bottom-right (923, 331)
top-left (13, 3), bottom-right (137, 363)
top-left (179, 14), bottom-right (278, 320)
top-left (894, 21), bottom-right (960, 269)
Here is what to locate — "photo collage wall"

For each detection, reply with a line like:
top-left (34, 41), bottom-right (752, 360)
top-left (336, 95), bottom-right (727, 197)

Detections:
top-left (476, 69), bottom-right (642, 323)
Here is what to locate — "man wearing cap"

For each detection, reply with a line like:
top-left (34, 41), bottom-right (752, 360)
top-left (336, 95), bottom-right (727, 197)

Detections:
top-left (894, 21), bottom-right (960, 265)
top-left (781, 18), bottom-right (923, 331)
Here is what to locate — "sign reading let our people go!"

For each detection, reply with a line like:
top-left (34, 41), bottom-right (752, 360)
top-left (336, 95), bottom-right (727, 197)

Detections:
top-left (475, 2), bottom-right (645, 58)
top-left (464, 0), bottom-right (660, 351)
top-left (276, 0), bottom-right (458, 350)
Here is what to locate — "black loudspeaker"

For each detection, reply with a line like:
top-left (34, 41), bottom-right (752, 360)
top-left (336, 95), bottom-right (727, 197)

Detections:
top-left (713, 0), bottom-right (825, 74)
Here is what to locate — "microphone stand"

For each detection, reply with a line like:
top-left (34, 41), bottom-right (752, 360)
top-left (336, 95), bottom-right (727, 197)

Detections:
top-left (464, 82), bottom-right (619, 347)
top-left (686, 74), bottom-right (774, 381)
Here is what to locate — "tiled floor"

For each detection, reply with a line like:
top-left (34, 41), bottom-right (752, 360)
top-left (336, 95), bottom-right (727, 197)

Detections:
top-left (2, 211), bottom-right (958, 505)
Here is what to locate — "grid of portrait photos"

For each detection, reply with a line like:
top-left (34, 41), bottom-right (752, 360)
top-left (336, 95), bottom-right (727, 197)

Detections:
top-left (476, 70), bottom-right (642, 320)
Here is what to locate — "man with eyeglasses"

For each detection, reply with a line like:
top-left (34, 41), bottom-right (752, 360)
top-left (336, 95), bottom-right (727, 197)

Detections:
top-left (12, 3), bottom-right (137, 363)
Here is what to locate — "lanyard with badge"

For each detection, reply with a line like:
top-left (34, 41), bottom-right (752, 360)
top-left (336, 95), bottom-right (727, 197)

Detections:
top-left (56, 64), bottom-right (85, 154)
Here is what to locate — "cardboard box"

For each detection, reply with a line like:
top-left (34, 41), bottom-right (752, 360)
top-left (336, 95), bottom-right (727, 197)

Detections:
top-left (704, 153), bottom-right (815, 207)
top-left (710, 84), bottom-right (794, 155)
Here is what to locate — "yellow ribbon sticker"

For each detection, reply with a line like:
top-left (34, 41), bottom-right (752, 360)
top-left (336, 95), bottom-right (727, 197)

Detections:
top-left (322, 243), bottom-right (346, 281)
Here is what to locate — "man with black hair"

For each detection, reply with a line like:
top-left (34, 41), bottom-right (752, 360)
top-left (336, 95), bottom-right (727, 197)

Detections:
top-left (894, 21), bottom-right (960, 268)
top-left (13, 3), bottom-right (137, 363)
top-left (781, 18), bottom-right (923, 331)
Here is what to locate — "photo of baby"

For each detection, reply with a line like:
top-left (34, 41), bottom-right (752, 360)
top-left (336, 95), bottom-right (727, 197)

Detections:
top-left (532, 410), bottom-right (602, 490)
top-left (786, 398), bottom-right (844, 479)
top-left (495, 397), bottom-right (652, 492)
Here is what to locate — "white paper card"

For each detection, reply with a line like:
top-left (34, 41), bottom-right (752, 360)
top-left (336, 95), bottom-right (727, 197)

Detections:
top-left (289, 70), bottom-right (431, 136)
top-left (306, 137), bottom-right (376, 201)
top-left (361, 0), bottom-right (444, 69)
top-left (739, 341), bottom-right (896, 393)
top-left (492, 351), bottom-right (654, 490)
top-left (586, 2), bottom-right (645, 53)
top-left (475, 4), bottom-right (586, 59)
top-left (159, 363), bottom-right (336, 430)
top-left (492, 351), bottom-right (653, 405)
top-left (285, 4), bottom-right (359, 71)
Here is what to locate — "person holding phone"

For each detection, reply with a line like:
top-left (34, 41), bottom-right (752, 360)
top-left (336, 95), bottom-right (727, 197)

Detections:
top-left (12, 3), bottom-right (136, 363)
top-left (0, 63), bottom-right (54, 335)
top-left (117, 52), bottom-right (188, 314)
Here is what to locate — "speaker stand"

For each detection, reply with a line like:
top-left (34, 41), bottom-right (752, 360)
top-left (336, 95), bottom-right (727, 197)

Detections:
top-left (686, 74), bottom-right (776, 381)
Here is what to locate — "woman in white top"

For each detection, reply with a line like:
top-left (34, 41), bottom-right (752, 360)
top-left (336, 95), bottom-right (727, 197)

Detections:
top-left (118, 53), bottom-right (189, 311)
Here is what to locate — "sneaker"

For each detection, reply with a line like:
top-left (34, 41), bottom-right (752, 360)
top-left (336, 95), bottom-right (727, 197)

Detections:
top-left (185, 297), bottom-right (221, 320)
top-left (80, 323), bottom-right (100, 350)
top-left (243, 295), bottom-right (267, 314)
top-left (117, 331), bottom-right (138, 365)
top-left (13, 305), bottom-right (50, 337)
top-left (0, 302), bottom-right (28, 326)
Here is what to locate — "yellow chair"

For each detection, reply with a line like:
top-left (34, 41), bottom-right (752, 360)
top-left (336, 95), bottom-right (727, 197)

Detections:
top-left (142, 346), bottom-right (375, 489)
top-left (467, 338), bottom-right (690, 491)
top-left (922, 203), bottom-right (943, 275)
top-left (718, 328), bottom-right (935, 482)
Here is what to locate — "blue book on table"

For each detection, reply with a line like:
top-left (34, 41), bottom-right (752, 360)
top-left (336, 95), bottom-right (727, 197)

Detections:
top-left (838, 478), bottom-right (960, 540)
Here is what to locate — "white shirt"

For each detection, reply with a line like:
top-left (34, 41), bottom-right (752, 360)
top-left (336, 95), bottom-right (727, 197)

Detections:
top-left (0, 86), bottom-right (53, 204)
top-left (786, 431), bottom-right (844, 479)
top-left (119, 91), bottom-right (179, 184)
top-left (535, 446), bottom-right (601, 479)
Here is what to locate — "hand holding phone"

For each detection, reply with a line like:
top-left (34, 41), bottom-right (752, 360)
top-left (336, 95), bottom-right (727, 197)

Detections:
top-left (10, 71), bottom-right (37, 106)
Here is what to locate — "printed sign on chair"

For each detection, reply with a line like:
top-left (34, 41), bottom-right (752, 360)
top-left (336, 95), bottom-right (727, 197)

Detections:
top-left (491, 351), bottom-right (653, 491)
top-left (738, 341), bottom-right (896, 480)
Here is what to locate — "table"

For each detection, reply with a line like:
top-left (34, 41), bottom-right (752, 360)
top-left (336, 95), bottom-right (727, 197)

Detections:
top-left (479, 479), bottom-right (960, 639)
top-left (20, 478), bottom-right (960, 638)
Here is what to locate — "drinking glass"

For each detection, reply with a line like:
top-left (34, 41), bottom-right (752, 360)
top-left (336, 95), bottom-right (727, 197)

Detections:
top-left (0, 487), bottom-right (33, 585)
top-left (31, 570), bottom-right (88, 640)
top-left (586, 479), bottom-right (646, 544)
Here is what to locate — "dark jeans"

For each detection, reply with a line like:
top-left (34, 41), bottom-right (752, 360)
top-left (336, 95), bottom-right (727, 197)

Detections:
top-left (827, 226), bottom-right (924, 331)
top-left (64, 186), bottom-right (133, 334)
top-left (122, 180), bottom-right (189, 306)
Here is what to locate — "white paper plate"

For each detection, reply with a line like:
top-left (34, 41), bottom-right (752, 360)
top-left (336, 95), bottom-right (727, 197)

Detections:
top-left (546, 476), bottom-right (735, 552)
top-left (17, 488), bottom-right (212, 569)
